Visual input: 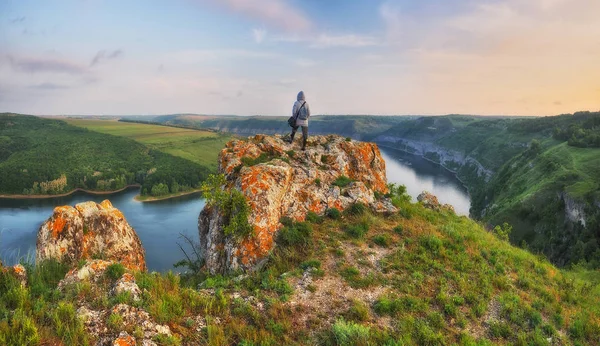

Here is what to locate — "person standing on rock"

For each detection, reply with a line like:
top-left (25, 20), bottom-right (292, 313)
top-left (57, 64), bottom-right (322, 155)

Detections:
top-left (288, 90), bottom-right (311, 151)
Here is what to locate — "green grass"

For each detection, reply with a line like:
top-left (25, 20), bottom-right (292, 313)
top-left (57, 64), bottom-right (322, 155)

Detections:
top-left (65, 119), bottom-right (231, 171)
top-left (3, 194), bottom-right (600, 344)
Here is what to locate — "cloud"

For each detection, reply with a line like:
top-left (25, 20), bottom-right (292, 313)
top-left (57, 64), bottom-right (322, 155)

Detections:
top-left (10, 16), bottom-right (26, 24)
top-left (90, 49), bottom-right (123, 67)
top-left (166, 49), bottom-right (279, 64)
top-left (28, 82), bottom-right (70, 90)
top-left (252, 28), bottom-right (267, 44)
top-left (293, 59), bottom-right (316, 67)
top-left (7, 55), bottom-right (87, 75)
top-left (275, 33), bottom-right (379, 48)
top-left (310, 34), bottom-right (379, 48)
top-left (202, 0), bottom-right (310, 32)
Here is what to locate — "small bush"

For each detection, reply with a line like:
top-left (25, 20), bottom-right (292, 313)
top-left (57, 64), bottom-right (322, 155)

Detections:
top-left (345, 202), bottom-right (368, 217)
top-left (0, 309), bottom-right (40, 346)
top-left (345, 137), bottom-right (352, 142)
top-left (420, 235), bottom-right (443, 253)
top-left (105, 263), bottom-right (125, 281)
top-left (314, 178), bottom-right (321, 187)
top-left (107, 312), bottom-right (123, 331)
top-left (305, 211), bottom-right (324, 224)
top-left (393, 225), bottom-right (403, 235)
top-left (331, 319), bottom-right (370, 345)
top-left (300, 260), bottom-right (322, 270)
top-left (52, 302), bottom-right (89, 345)
top-left (326, 208), bottom-right (342, 220)
top-left (285, 150), bottom-right (295, 158)
top-left (345, 223), bottom-right (369, 239)
top-left (278, 222), bottom-right (313, 247)
top-left (345, 300), bottom-right (370, 322)
top-left (372, 234), bottom-right (391, 247)
top-left (332, 175), bottom-right (354, 188)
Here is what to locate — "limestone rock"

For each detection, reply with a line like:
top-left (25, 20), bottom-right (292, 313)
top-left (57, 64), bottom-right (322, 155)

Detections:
top-left (113, 331), bottom-right (136, 346)
top-left (199, 134), bottom-right (397, 274)
top-left (417, 191), bottom-right (455, 212)
top-left (111, 273), bottom-right (142, 301)
top-left (59, 259), bottom-right (114, 289)
top-left (36, 200), bottom-right (146, 271)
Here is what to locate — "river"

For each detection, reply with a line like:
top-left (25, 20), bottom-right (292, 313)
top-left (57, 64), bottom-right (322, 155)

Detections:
top-left (0, 148), bottom-right (470, 271)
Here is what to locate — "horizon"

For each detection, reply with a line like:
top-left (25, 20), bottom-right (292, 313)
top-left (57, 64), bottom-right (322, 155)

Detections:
top-left (1, 0), bottom-right (599, 116)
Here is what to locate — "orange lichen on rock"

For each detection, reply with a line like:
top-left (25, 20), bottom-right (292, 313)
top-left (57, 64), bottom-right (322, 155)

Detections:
top-left (36, 200), bottom-right (146, 272)
top-left (113, 334), bottom-right (136, 346)
top-left (199, 135), bottom-right (397, 274)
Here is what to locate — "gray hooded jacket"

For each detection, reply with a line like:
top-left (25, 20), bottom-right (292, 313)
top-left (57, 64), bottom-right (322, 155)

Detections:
top-left (292, 91), bottom-right (311, 126)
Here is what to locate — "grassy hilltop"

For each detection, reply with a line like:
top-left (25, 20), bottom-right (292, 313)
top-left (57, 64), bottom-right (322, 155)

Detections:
top-left (2, 185), bottom-right (600, 345)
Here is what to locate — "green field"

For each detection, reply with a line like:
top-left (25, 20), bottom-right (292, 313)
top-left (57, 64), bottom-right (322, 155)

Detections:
top-left (64, 119), bottom-right (231, 171)
top-left (0, 114), bottom-right (211, 197)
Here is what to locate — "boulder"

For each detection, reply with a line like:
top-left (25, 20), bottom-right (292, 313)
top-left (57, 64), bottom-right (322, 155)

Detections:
top-left (36, 200), bottom-right (146, 271)
top-left (199, 135), bottom-right (397, 274)
top-left (417, 191), bottom-right (455, 213)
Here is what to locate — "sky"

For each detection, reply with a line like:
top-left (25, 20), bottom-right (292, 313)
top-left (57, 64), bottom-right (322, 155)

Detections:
top-left (0, 0), bottom-right (599, 116)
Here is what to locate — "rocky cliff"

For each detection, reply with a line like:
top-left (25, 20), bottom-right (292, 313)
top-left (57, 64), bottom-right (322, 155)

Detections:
top-left (199, 134), bottom-right (397, 274)
top-left (36, 200), bottom-right (146, 271)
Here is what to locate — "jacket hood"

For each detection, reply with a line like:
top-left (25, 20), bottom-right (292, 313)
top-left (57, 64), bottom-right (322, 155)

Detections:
top-left (297, 91), bottom-right (305, 101)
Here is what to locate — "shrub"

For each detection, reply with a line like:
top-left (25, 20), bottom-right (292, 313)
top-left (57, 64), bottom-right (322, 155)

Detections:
top-left (345, 300), bottom-right (370, 322)
top-left (305, 211), bottom-right (324, 224)
top-left (314, 178), bottom-right (321, 187)
top-left (326, 208), bottom-right (342, 220)
top-left (201, 174), bottom-right (253, 239)
top-left (332, 175), bottom-right (354, 188)
top-left (52, 302), bottom-right (88, 345)
top-left (345, 137), bottom-right (352, 142)
top-left (331, 319), bottom-right (370, 345)
top-left (0, 309), bottom-right (40, 345)
top-left (393, 225), bottom-right (403, 235)
top-left (420, 235), bottom-right (443, 253)
top-left (300, 260), bottom-right (321, 270)
top-left (105, 263), bottom-right (125, 281)
top-left (372, 234), bottom-right (391, 247)
top-left (278, 222), bottom-right (313, 247)
top-left (345, 202), bottom-right (368, 217)
top-left (493, 222), bottom-right (512, 242)
top-left (285, 150), bottom-right (295, 158)
top-left (345, 223), bottom-right (369, 239)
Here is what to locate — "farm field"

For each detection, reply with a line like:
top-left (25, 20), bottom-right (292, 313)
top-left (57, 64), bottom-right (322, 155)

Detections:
top-left (64, 119), bottom-right (232, 171)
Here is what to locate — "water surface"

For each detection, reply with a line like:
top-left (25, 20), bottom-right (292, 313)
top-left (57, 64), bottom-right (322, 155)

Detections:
top-left (380, 147), bottom-right (471, 216)
top-left (0, 188), bottom-right (204, 271)
top-left (0, 148), bottom-right (470, 270)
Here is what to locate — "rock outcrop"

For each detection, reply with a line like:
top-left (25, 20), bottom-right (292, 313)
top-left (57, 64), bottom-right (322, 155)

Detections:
top-left (417, 191), bottom-right (455, 213)
top-left (36, 200), bottom-right (146, 271)
top-left (199, 134), bottom-right (397, 274)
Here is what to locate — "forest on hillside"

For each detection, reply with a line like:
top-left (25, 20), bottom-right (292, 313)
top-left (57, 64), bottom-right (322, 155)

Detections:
top-left (0, 114), bottom-right (211, 197)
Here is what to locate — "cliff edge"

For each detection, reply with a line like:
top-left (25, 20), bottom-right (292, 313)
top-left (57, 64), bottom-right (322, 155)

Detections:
top-left (199, 134), bottom-right (397, 274)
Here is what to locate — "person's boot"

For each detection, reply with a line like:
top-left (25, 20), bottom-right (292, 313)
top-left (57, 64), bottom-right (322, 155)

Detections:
top-left (288, 132), bottom-right (295, 144)
top-left (302, 137), bottom-right (307, 151)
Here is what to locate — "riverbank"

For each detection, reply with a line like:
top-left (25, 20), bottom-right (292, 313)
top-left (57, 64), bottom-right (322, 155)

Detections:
top-left (0, 185), bottom-right (142, 200)
top-left (134, 189), bottom-right (202, 202)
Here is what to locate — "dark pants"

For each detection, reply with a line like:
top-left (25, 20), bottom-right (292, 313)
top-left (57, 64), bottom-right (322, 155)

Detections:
top-left (290, 126), bottom-right (308, 148)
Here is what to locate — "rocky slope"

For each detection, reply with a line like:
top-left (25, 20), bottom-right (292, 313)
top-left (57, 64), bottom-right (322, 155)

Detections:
top-left (36, 200), bottom-right (146, 271)
top-left (198, 134), bottom-right (397, 274)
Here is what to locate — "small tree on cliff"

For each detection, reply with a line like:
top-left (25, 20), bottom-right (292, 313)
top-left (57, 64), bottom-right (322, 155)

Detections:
top-left (201, 174), bottom-right (253, 238)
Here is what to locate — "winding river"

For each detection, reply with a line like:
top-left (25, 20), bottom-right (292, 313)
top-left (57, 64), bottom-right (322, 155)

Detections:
top-left (0, 148), bottom-right (470, 271)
